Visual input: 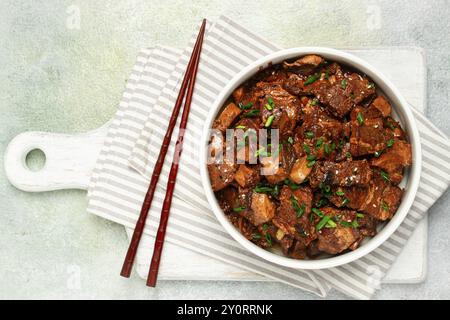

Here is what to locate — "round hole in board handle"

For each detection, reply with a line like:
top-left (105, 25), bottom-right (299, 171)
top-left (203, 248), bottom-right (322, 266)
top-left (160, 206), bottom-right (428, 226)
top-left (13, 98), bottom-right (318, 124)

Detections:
top-left (25, 148), bottom-right (46, 172)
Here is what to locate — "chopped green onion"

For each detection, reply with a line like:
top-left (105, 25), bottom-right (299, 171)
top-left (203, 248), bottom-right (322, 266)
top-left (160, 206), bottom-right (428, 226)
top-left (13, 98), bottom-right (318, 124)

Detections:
top-left (254, 185), bottom-right (274, 193)
top-left (312, 208), bottom-right (324, 217)
top-left (316, 215), bottom-right (331, 231)
top-left (374, 150), bottom-right (383, 157)
top-left (284, 179), bottom-right (301, 190)
top-left (315, 138), bottom-right (324, 149)
top-left (339, 220), bottom-right (352, 228)
top-left (291, 196), bottom-right (306, 218)
top-left (324, 71), bottom-right (329, 80)
top-left (305, 131), bottom-right (314, 139)
top-left (254, 184), bottom-right (279, 197)
top-left (265, 233), bottom-right (272, 246)
top-left (356, 213), bottom-right (365, 218)
top-left (326, 219), bottom-right (337, 228)
top-left (367, 83), bottom-right (375, 89)
top-left (341, 79), bottom-right (348, 89)
top-left (306, 154), bottom-right (316, 161)
top-left (381, 201), bottom-right (390, 211)
top-left (243, 109), bottom-right (260, 118)
top-left (331, 142), bottom-right (336, 151)
top-left (287, 136), bottom-right (294, 144)
top-left (357, 112), bottom-right (364, 125)
top-left (336, 190), bottom-right (345, 196)
top-left (262, 224), bottom-right (269, 231)
top-left (254, 147), bottom-right (267, 157)
top-left (324, 143), bottom-right (331, 155)
top-left (265, 115), bottom-right (275, 127)
top-left (304, 73), bottom-right (320, 85)
top-left (387, 138), bottom-right (395, 147)
top-left (388, 122), bottom-right (396, 130)
top-left (252, 233), bottom-right (262, 240)
top-left (235, 125), bottom-right (246, 129)
top-left (315, 137), bottom-right (324, 149)
top-left (346, 152), bottom-right (352, 159)
top-left (236, 140), bottom-right (246, 150)
top-left (350, 93), bottom-right (356, 100)
top-left (339, 219), bottom-right (359, 228)
top-left (316, 197), bottom-right (328, 208)
top-left (271, 144), bottom-right (282, 158)
top-left (233, 206), bottom-right (246, 212)
top-left (342, 197), bottom-right (350, 206)
top-left (272, 184), bottom-right (280, 197)
top-left (238, 102), bottom-right (254, 110)
top-left (303, 144), bottom-right (311, 154)
top-left (380, 170), bottom-right (390, 181)
top-left (265, 97), bottom-right (275, 111)
top-left (311, 98), bottom-right (318, 106)
top-left (307, 160), bottom-right (316, 168)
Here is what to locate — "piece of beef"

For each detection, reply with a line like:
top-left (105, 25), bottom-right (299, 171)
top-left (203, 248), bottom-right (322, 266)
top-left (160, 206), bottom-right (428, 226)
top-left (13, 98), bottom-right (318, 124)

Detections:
top-left (330, 172), bottom-right (403, 221)
top-left (282, 54), bottom-right (324, 76)
top-left (350, 105), bottom-right (384, 121)
top-left (358, 214), bottom-right (378, 237)
top-left (234, 118), bottom-right (260, 164)
top-left (299, 105), bottom-right (344, 160)
top-left (234, 164), bottom-right (260, 188)
top-left (283, 63), bottom-right (376, 118)
top-left (255, 82), bottom-right (301, 137)
top-left (361, 173), bottom-right (404, 220)
top-left (371, 139), bottom-right (412, 185)
top-left (370, 96), bottom-right (392, 117)
top-left (316, 207), bottom-right (361, 255)
top-left (216, 187), bottom-right (239, 214)
top-left (279, 234), bottom-right (294, 256)
top-left (213, 102), bottom-right (242, 132)
top-left (384, 117), bottom-right (407, 140)
top-left (329, 185), bottom-right (369, 210)
top-left (272, 185), bottom-right (315, 243)
top-left (306, 240), bottom-right (322, 258)
top-left (335, 141), bottom-right (352, 162)
top-left (208, 158), bottom-right (237, 191)
top-left (289, 240), bottom-right (308, 259)
top-left (350, 118), bottom-right (390, 156)
top-left (309, 160), bottom-right (372, 188)
top-left (248, 192), bottom-right (276, 226)
top-left (289, 156), bottom-right (313, 184)
top-left (260, 142), bottom-right (296, 184)
top-left (227, 212), bottom-right (272, 248)
top-left (301, 104), bottom-right (344, 140)
top-left (254, 65), bottom-right (289, 84)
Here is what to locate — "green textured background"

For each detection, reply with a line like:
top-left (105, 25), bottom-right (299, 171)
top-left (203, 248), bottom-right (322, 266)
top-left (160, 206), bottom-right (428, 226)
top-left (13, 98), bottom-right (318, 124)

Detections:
top-left (1, 0), bottom-right (449, 299)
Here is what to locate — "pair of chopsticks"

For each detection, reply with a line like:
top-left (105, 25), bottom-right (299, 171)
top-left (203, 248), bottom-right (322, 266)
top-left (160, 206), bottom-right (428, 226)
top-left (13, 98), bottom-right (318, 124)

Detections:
top-left (120, 19), bottom-right (207, 287)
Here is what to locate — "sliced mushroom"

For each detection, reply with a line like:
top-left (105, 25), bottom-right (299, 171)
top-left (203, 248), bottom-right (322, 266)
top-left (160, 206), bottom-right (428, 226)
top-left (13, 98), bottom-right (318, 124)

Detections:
top-left (289, 156), bottom-right (312, 184)
top-left (250, 193), bottom-right (276, 226)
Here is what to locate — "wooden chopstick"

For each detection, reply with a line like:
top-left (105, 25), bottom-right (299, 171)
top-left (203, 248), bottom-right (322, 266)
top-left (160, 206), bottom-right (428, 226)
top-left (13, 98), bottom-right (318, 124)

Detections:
top-left (120, 19), bottom-right (207, 278)
top-left (146, 20), bottom-right (206, 287)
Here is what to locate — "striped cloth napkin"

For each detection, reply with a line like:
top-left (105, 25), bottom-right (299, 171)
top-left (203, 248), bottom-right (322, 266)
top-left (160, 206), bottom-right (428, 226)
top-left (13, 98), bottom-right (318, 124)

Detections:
top-left (87, 16), bottom-right (450, 299)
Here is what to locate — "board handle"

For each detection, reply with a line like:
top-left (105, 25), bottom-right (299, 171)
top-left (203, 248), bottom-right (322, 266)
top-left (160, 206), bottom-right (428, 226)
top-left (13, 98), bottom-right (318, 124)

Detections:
top-left (4, 126), bottom-right (107, 192)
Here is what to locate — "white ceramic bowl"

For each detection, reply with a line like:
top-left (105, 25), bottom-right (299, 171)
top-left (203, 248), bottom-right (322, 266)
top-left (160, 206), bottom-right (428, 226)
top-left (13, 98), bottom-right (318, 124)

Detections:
top-left (200, 47), bottom-right (422, 269)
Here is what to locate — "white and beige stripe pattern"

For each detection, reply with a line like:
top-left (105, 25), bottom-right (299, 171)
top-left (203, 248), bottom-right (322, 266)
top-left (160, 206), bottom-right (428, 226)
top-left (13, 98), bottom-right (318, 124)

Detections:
top-left (87, 16), bottom-right (450, 299)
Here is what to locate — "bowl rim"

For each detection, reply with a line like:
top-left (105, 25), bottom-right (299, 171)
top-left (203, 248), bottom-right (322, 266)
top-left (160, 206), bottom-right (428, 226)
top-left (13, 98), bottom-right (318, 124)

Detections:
top-left (199, 47), bottom-right (422, 270)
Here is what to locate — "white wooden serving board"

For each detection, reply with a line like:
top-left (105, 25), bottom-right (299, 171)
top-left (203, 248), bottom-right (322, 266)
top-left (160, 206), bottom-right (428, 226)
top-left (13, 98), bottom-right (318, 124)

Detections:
top-left (3, 47), bottom-right (427, 284)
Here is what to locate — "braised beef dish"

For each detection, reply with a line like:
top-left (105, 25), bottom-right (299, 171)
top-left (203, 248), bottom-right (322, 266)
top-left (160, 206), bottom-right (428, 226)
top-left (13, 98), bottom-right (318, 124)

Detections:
top-left (207, 55), bottom-right (412, 259)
